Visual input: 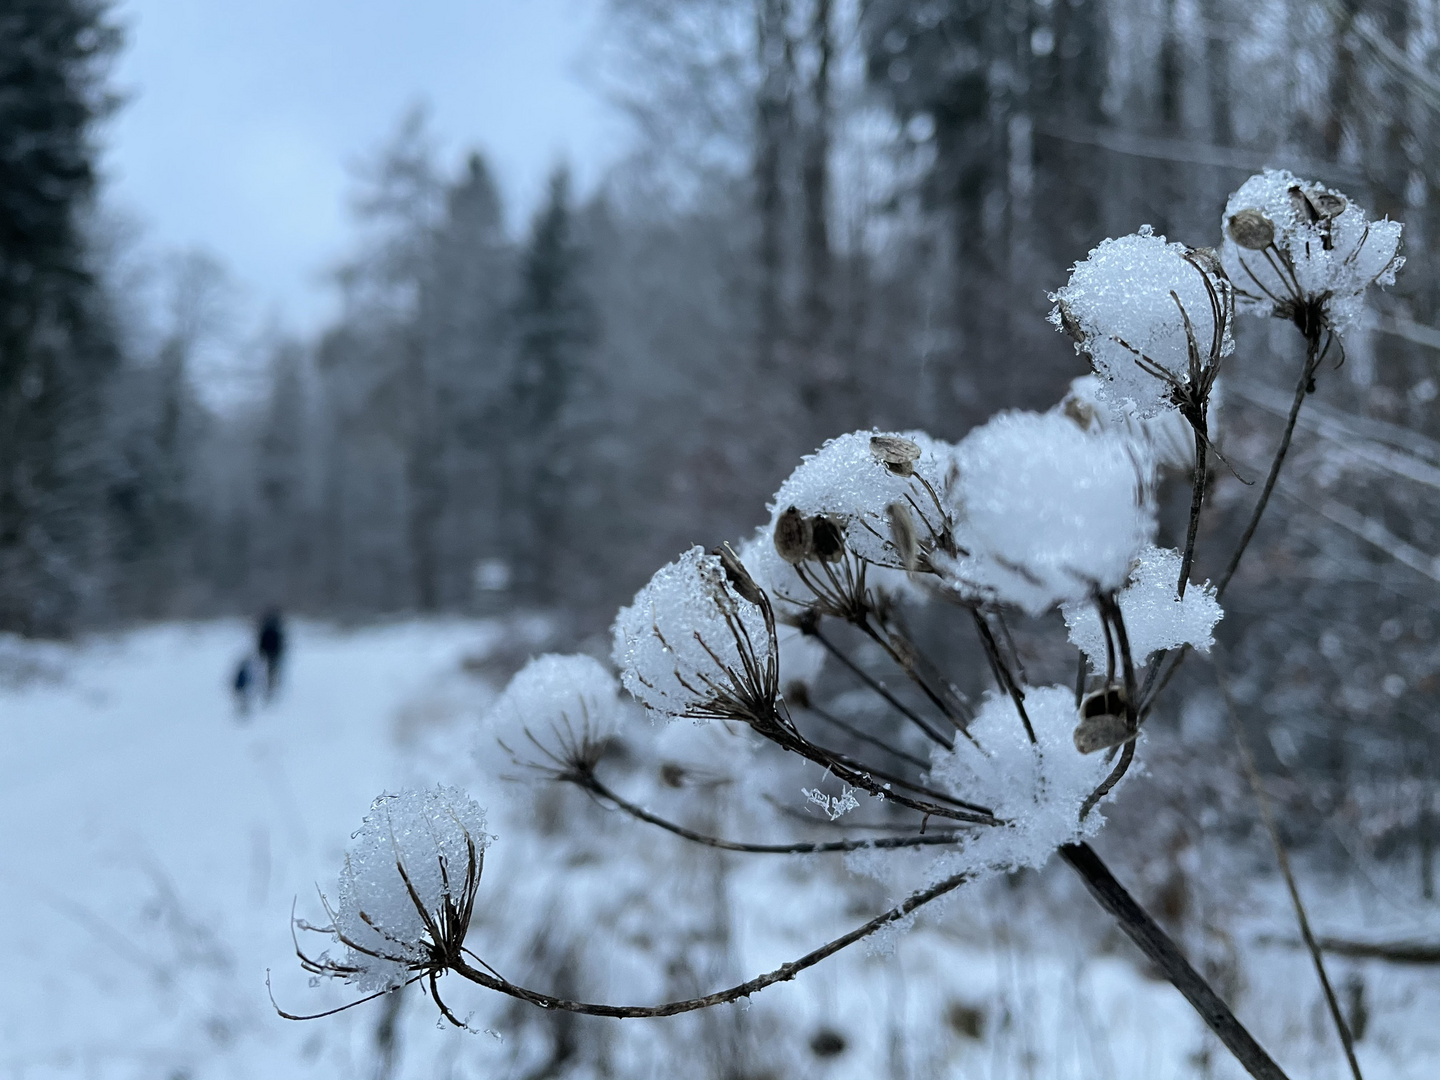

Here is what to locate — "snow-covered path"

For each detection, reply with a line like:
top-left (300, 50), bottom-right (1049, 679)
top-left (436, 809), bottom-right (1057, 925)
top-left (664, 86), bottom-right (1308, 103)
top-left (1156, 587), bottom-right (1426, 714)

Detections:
top-left (0, 619), bottom-right (504, 1078)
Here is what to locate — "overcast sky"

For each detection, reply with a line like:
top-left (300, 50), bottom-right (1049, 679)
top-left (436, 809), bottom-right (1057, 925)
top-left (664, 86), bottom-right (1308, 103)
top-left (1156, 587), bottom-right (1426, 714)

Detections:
top-left (101, 0), bottom-right (625, 338)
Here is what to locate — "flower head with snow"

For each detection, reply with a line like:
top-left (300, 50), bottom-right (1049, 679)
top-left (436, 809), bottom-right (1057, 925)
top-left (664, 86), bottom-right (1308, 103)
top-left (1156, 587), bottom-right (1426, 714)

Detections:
top-left (486, 653), bottom-right (625, 780)
top-left (611, 545), bottom-right (779, 727)
top-left (1051, 226), bottom-right (1232, 420)
top-left (1055, 374), bottom-right (1197, 478)
top-left (1220, 169), bottom-right (1403, 340)
top-left (1063, 546), bottom-right (1223, 675)
top-left (308, 786), bottom-right (491, 1000)
top-left (939, 411), bottom-right (1156, 615)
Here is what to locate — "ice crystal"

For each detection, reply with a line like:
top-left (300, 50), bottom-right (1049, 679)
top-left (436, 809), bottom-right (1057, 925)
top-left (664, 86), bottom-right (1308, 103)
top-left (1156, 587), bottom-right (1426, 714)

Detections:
top-left (1063, 546), bottom-right (1223, 670)
top-left (1220, 169), bottom-right (1404, 337)
top-left (1051, 226), bottom-right (1232, 416)
top-left (334, 786), bottom-right (490, 992)
top-left (611, 546), bottom-right (776, 723)
top-left (940, 411), bottom-right (1156, 614)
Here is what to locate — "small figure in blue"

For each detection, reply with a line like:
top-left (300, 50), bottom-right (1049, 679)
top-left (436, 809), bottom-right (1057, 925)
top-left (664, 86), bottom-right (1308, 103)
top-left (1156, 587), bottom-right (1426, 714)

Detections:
top-left (233, 653), bottom-right (256, 718)
top-left (256, 608), bottom-right (286, 700)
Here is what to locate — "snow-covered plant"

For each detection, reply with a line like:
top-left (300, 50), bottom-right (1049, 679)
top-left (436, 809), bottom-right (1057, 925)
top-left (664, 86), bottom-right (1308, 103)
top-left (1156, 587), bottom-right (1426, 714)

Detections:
top-left (1063, 546), bottom-right (1222, 673)
top-left (1220, 168), bottom-right (1404, 342)
top-left (284, 172), bottom-right (1407, 1080)
top-left (282, 787), bottom-right (490, 1022)
top-left (611, 544), bottom-right (778, 726)
top-left (1052, 225), bottom-right (1233, 423)
top-left (939, 410), bottom-right (1155, 615)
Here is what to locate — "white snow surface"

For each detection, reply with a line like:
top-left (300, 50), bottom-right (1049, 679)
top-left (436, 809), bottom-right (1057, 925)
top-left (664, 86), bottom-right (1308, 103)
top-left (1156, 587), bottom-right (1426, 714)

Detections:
top-left (335, 786), bottom-right (490, 991)
top-left (1220, 168), bottom-right (1404, 337)
top-left (484, 652), bottom-right (622, 756)
top-left (3, 619), bottom-right (1437, 1079)
top-left (1051, 226), bottom-right (1232, 416)
top-left (941, 410), bottom-right (1156, 614)
top-left (611, 546), bottom-right (775, 721)
top-left (1064, 546), bottom-right (1224, 671)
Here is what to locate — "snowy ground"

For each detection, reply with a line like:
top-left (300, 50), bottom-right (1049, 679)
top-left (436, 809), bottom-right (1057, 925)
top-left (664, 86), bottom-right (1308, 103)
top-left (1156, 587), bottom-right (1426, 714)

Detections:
top-left (1, 619), bottom-right (1436, 1078)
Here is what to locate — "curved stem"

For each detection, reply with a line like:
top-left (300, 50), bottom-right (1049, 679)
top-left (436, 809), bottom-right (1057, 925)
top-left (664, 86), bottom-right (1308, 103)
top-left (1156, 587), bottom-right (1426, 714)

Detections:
top-left (809, 624), bottom-right (954, 749)
top-left (1217, 333), bottom-right (1324, 599)
top-left (581, 773), bottom-right (970, 854)
top-left (449, 870), bottom-right (973, 1018)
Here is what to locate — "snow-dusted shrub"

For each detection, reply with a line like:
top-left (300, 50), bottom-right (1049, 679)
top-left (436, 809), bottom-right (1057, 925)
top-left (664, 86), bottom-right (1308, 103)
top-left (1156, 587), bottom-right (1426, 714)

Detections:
top-left (1220, 168), bottom-right (1403, 339)
top-left (285, 173), bottom-right (1405, 1080)
top-left (331, 786), bottom-right (490, 992)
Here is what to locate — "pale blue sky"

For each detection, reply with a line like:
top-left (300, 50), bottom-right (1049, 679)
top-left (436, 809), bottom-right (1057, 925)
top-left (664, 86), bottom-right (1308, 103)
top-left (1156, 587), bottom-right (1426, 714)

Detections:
top-left (101, 0), bottom-right (624, 335)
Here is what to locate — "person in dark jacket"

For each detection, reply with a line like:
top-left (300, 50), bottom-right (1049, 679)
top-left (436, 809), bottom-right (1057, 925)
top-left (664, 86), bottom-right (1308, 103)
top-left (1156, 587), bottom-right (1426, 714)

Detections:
top-left (256, 609), bottom-right (286, 699)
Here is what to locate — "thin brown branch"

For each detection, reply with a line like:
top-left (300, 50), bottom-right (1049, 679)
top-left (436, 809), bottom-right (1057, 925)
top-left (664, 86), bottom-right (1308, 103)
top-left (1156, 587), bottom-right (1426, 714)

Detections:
top-left (808, 622), bottom-right (954, 748)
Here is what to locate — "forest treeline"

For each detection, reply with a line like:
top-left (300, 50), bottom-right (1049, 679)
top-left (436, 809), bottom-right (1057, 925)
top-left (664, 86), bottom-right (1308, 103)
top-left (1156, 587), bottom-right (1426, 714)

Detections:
top-left (5, 0), bottom-right (1440, 641)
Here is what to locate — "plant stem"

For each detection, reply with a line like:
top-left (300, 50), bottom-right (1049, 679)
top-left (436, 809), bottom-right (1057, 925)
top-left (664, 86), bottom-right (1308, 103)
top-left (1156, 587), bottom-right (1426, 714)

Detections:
top-left (451, 869), bottom-right (974, 1018)
top-left (1215, 655), bottom-right (1364, 1080)
top-left (1217, 333), bottom-right (1324, 599)
top-left (809, 624), bottom-right (954, 749)
top-left (971, 608), bottom-right (1035, 743)
top-left (1179, 420), bottom-right (1209, 597)
top-left (1060, 842), bottom-right (1292, 1080)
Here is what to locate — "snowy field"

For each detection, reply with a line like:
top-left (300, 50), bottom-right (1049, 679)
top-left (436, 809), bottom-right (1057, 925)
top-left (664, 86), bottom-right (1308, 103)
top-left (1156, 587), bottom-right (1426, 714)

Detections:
top-left (1, 619), bottom-right (1436, 1079)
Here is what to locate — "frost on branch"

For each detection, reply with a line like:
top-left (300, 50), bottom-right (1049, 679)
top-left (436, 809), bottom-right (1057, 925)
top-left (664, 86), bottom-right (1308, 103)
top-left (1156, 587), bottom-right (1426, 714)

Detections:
top-left (1050, 226), bottom-right (1232, 417)
top-left (1056, 374), bottom-right (1196, 477)
top-left (927, 686), bottom-right (1119, 873)
top-left (1063, 546), bottom-right (1223, 671)
top-left (1220, 168), bottom-right (1404, 338)
top-left (768, 429), bottom-right (956, 569)
top-left (611, 546), bottom-right (777, 723)
top-left (940, 411), bottom-right (1156, 615)
top-left (333, 786), bottom-right (490, 992)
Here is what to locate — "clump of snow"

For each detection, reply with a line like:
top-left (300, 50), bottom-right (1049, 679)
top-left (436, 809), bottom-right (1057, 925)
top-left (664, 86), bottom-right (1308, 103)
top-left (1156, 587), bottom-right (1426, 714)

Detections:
top-left (941, 411), bottom-right (1156, 615)
top-left (1051, 227), bottom-right (1232, 416)
top-left (1220, 169), bottom-right (1404, 337)
top-left (928, 686), bottom-right (1118, 873)
top-left (485, 653), bottom-right (623, 753)
top-left (611, 546), bottom-right (775, 722)
top-left (768, 430), bottom-right (955, 567)
top-left (334, 785), bottom-right (490, 991)
top-left (1063, 546), bottom-right (1223, 670)
top-left (1055, 374), bottom-right (1196, 477)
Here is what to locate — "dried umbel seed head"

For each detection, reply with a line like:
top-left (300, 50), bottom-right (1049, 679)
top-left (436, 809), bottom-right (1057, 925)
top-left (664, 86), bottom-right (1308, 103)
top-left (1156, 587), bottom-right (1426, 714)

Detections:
top-left (773, 505), bottom-right (814, 565)
top-left (1290, 184), bottom-right (1346, 223)
top-left (870, 435), bottom-right (922, 477)
top-left (1227, 209), bottom-right (1275, 251)
top-left (1074, 687), bottom-right (1132, 754)
top-left (887, 499), bottom-right (919, 570)
top-left (810, 516), bottom-right (846, 563)
top-left (713, 543), bottom-right (766, 607)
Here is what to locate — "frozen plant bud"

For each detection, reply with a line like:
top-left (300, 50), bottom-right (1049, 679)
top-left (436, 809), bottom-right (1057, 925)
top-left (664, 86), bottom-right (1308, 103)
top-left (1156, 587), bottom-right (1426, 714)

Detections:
top-left (333, 786), bottom-right (490, 992)
top-left (1050, 226), bottom-right (1233, 417)
top-left (1226, 209), bottom-right (1275, 251)
top-left (1220, 169), bottom-right (1404, 339)
top-left (939, 411), bottom-right (1156, 615)
top-left (887, 500), bottom-right (919, 570)
top-left (714, 542), bottom-right (766, 607)
top-left (611, 546), bottom-right (778, 724)
top-left (1063, 546), bottom-right (1223, 671)
top-left (737, 528), bottom-right (829, 684)
top-left (769, 429), bottom-right (956, 569)
top-left (1074, 688), bottom-right (1132, 754)
top-left (773, 505), bottom-right (814, 565)
top-left (870, 435), bottom-right (922, 476)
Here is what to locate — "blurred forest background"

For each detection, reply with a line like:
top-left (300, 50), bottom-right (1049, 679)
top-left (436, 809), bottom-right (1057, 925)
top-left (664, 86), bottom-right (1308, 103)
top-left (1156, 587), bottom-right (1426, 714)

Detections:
top-left (7, 0), bottom-right (1440, 908)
